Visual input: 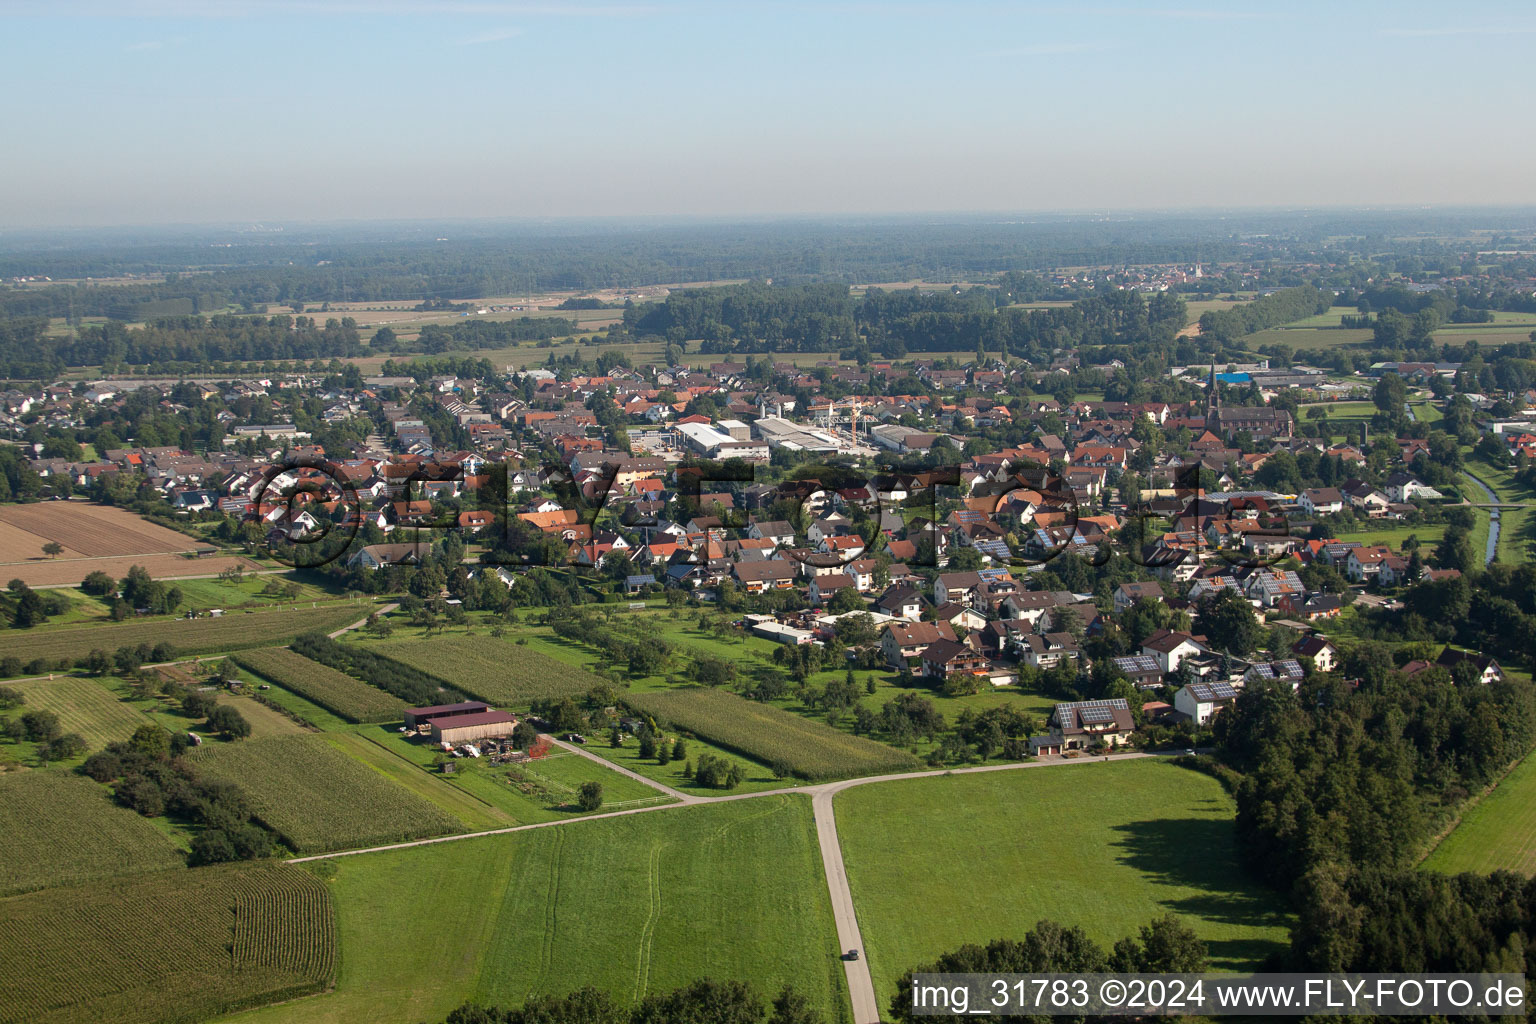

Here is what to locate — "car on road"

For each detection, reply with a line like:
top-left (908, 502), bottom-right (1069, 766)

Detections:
top-left (1184, 748), bottom-right (1196, 755)
top-left (562, 733), bottom-right (586, 744)
top-left (842, 949), bottom-right (859, 961)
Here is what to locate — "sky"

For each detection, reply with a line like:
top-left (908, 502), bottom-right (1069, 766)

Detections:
top-left (1, 0), bottom-right (1534, 227)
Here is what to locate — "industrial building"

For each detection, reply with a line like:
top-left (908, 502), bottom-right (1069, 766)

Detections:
top-left (675, 420), bottom-right (735, 454)
top-left (673, 420), bottom-right (770, 461)
top-left (751, 416), bottom-right (844, 453)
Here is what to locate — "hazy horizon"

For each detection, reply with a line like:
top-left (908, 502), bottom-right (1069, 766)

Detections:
top-left (3, 0), bottom-right (1535, 227)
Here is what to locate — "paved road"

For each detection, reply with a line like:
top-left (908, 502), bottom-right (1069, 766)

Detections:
top-left (812, 786), bottom-right (881, 1022)
top-left (284, 743), bottom-right (1168, 1020)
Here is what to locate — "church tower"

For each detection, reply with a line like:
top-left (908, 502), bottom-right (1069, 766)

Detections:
top-left (1206, 356), bottom-right (1220, 427)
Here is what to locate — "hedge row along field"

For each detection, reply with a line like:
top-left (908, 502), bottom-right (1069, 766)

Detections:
top-left (374, 635), bottom-right (602, 706)
top-left (0, 863), bottom-right (335, 1024)
top-left (290, 633), bottom-right (462, 707)
top-left (1, 603), bottom-right (367, 669)
top-left (232, 647), bottom-right (406, 724)
top-left (189, 734), bottom-right (461, 853)
top-left (0, 772), bottom-right (184, 896)
top-left (627, 686), bottom-right (920, 780)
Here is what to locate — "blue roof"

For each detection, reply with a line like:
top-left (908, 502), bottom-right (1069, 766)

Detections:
top-left (1216, 372), bottom-right (1251, 384)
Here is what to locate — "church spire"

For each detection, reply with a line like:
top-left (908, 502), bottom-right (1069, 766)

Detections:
top-left (1207, 355), bottom-right (1220, 424)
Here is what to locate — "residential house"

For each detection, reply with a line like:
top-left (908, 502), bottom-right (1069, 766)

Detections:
top-left (1029, 698), bottom-right (1136, 755)
top-left (731, 559), bottom-right (799, 594)
top-left (347, 542), bottom-right (423, 570)
top-left (919, 638), bottom-right (990, 680)
top-left (1435, 648), bottom-right (1504, 685)
top-left (809, 572), bottom-right (857, 606)
top-left (882, 620), bottom-right (957, 669)
top-left (1019, 632), bottom-right (1083, 671)
top-left (1112, 581), bottom-right (1164, 615)
top-left (1345, 545), bottom-right (1393, 583)
top-left (1291, 635), bottom-right (1339, 672)
top-left (1244, 660), bottom-right (1305, 689)
top-left (1174, 680), bottom-right (1239, 725)
top-left (1111, 654), bottom-right (1165, 690)
top-left (1142, 629), bottom-right (1208, 673)
top-left (1299, 488), bottom-right (1345, 516)
top-left (873, 585), bottom-right (925, 621)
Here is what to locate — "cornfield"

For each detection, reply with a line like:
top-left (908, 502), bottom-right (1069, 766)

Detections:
top-left (232, 647), bottom-right (405, 723)
top-left (375, 635), bottom-right (604, 706)
top-left (189, 734), bottom-right (460, 853)
top-left (0, 772), bottom-right (183, 897)
top-left (0, 863), bottom-right (334, 1024)
top-left (627, 687), bottom-right (919, 781)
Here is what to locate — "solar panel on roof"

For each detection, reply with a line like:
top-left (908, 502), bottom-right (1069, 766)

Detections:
top-left (1212, 682), bottom-right (1238, 699)
top-left (1080, 707), bottom-right (1114, 724)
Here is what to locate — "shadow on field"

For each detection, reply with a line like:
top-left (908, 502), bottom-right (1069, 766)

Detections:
top-left (1109, 816), bottom-right (1291, 969)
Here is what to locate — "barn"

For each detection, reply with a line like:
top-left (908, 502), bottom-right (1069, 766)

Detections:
top-left (432, 710), bottom-right (520, 746)
top-left (404, 700), bottom-right (491, 731)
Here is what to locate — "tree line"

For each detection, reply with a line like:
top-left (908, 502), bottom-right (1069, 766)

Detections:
top-left (1209, 564), bottom-right (1536, 975)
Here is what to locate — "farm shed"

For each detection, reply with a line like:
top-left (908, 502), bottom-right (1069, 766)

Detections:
top-left (431, 710), bottom-right (520, 745)
top-left (404, 700), bottom-right (491, 730)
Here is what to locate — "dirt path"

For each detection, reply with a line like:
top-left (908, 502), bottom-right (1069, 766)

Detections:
top-left (327, 602), bottom-right (398, 638)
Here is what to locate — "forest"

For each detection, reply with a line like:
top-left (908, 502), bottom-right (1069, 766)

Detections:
top-left (1210, 562), bottom-right (1536, 976)
top-left (621, 280), bottom-right (1192, 364)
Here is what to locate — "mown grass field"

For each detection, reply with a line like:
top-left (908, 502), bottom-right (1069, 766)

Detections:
top-left (1, 676), bottom-right (152, 749)
top-left (169, 574), bottom-right (335, 611)
top-left (628, 686), bottom-right (920, 780)
top-left (0, 771), bottom-right (184, 895)
top-left (223, 797), bottom-right (848, 1024)
top-left (1466, 456), bottom-right (1536, 504)
top-left (371, 634), bottom-right (606, 706)
top-left (1424, 748), bottom-right (1536, 876)
top-left (0, 863), bottom-right (335, 1024)
top-left (1333, 521), bottom-right (1444, 551)
top-left (2, 602), bottom-right (368, 668)
top-left (232, 647), bottom-right (406, 723)
top-left (190, 734), bottom-right (461, 852)
top-left (1498, 506), bottom-right (1536, 564)
top-left (1243, 325), bottom-right (1375, 352)
top-left (836, 759), bottom-right (1291, 1007)
top-left (1299, 400), bottom-right (1376, 418)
